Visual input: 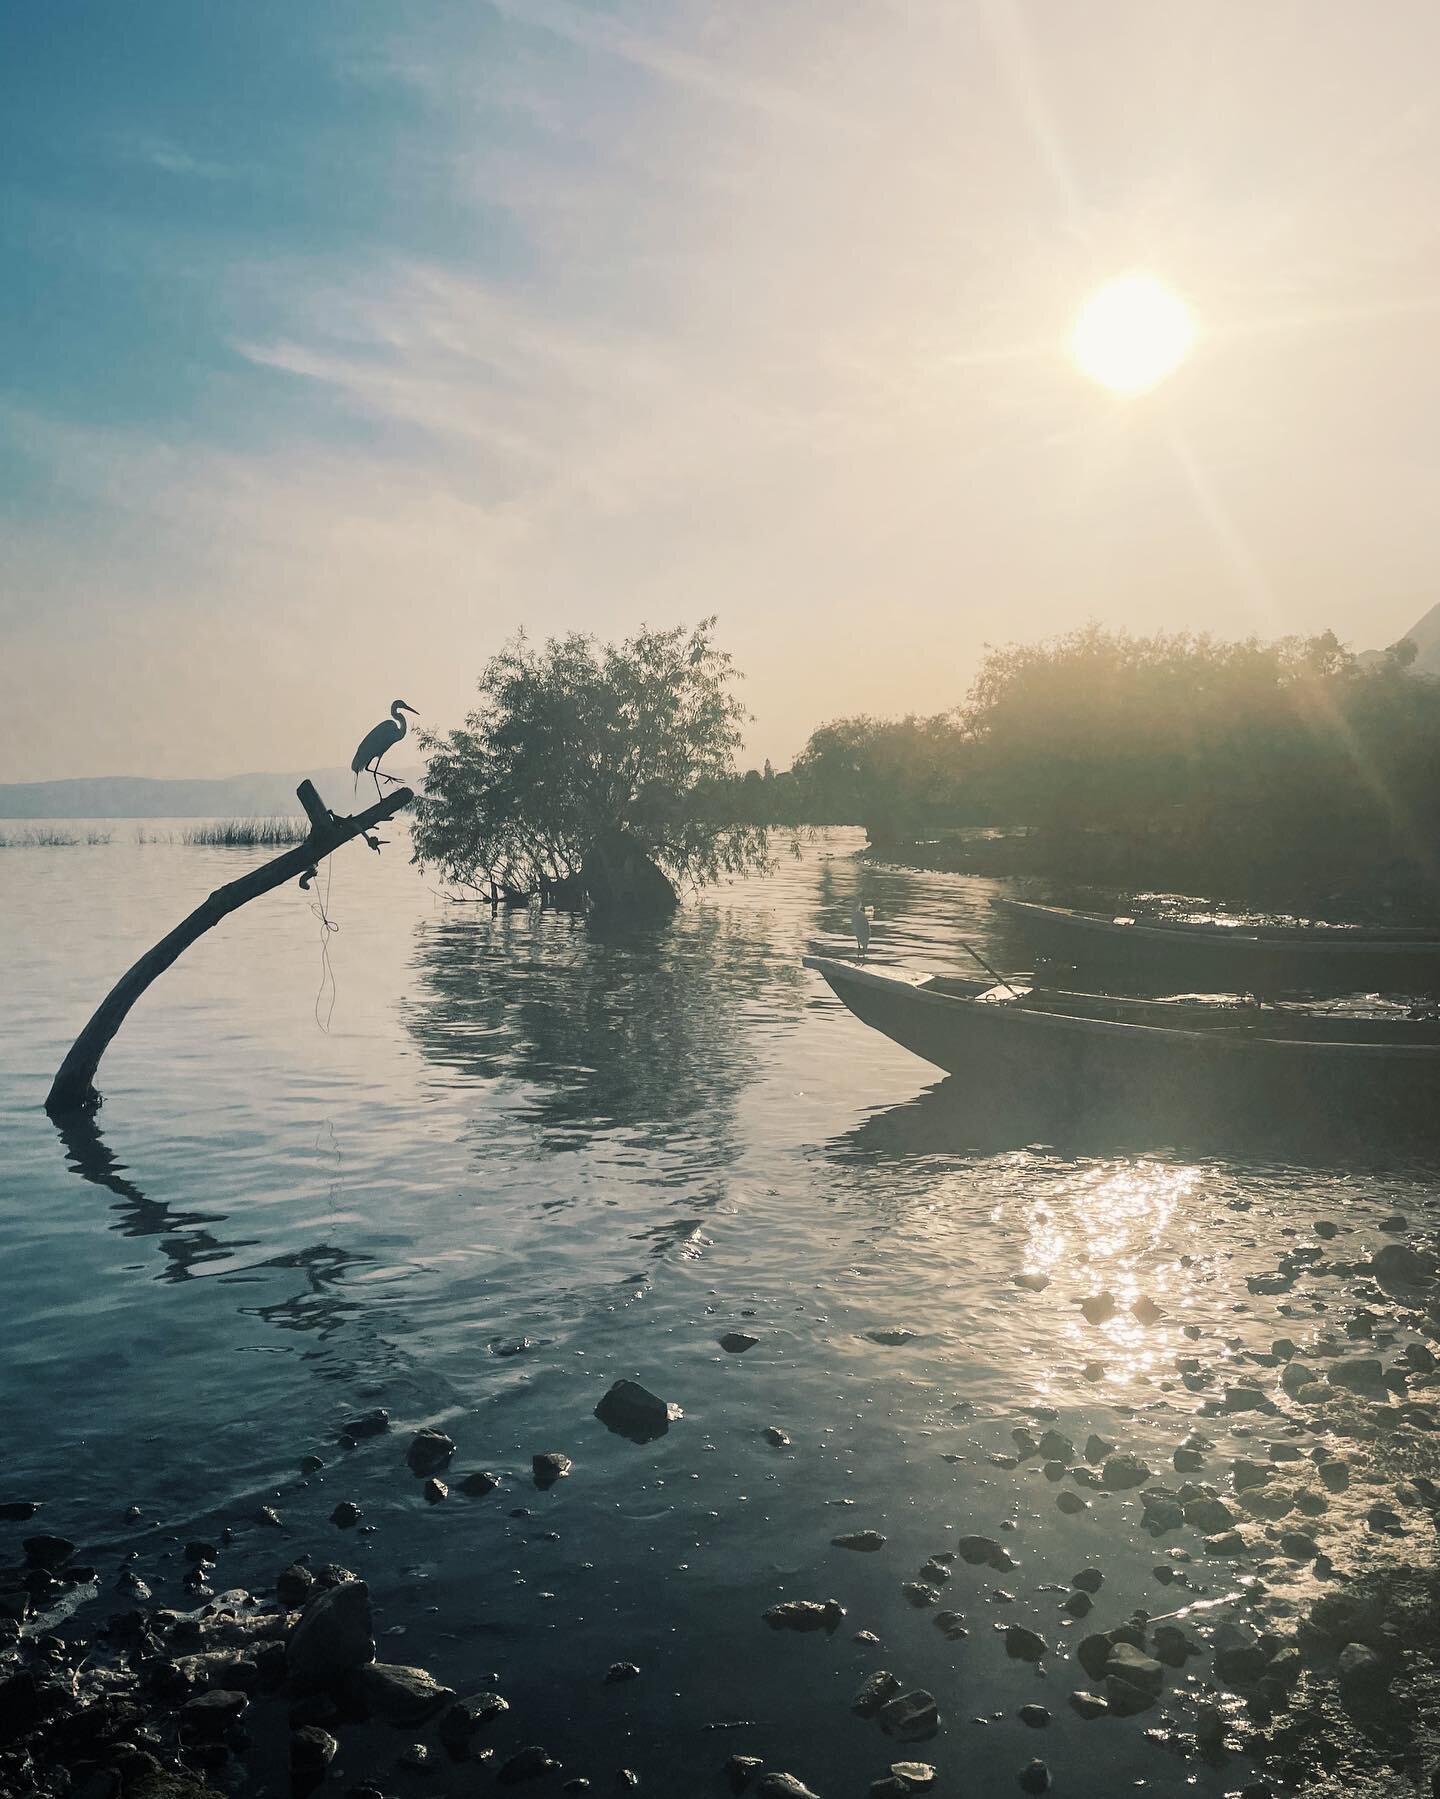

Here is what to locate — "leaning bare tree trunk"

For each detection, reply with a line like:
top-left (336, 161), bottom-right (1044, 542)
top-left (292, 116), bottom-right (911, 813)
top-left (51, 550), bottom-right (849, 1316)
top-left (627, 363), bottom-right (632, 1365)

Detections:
top-left (45, 782), bottom-right (413, 1117)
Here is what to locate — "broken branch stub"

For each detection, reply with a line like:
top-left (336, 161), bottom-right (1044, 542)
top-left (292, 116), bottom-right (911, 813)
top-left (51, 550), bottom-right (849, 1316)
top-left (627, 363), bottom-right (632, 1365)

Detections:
top-left (44, 784), bottom-right (413, 1117)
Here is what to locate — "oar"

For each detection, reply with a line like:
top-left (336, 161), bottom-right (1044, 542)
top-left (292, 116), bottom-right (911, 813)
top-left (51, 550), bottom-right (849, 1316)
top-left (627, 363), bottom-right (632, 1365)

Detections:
top-left (959, 938), bottom-right (1022, 998)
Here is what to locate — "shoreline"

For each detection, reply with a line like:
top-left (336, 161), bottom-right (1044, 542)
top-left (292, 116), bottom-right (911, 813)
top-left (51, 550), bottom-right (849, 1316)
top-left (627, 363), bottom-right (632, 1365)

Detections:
top-left (8, 1237), bottom-right (1440, 1799)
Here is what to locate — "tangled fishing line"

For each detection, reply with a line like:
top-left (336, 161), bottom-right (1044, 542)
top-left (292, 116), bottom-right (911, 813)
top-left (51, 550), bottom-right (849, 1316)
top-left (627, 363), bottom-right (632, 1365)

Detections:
top-left (310, 857), bottom-right (340, 1031)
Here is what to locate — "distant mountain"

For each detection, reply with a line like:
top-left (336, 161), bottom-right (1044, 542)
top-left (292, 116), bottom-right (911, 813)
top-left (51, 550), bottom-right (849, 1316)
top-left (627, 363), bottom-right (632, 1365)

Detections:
top-left (0, 768), bottom-right (422, 820)
top-left (1363, 601), bottom-right (1440, 675)
top-left (1394, 601), bottom-right (1440, 674)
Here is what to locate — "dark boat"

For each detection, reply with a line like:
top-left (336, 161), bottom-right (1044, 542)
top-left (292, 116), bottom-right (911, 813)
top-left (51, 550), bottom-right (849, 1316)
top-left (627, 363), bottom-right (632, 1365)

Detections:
top-left (803, 954), bottom-right (1440, 1122)
top-left (994, 897), bottom-right (1440, 993)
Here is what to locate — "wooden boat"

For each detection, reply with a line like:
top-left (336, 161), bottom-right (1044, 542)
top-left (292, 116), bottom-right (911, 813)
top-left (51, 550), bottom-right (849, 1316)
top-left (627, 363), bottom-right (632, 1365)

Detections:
top-left (994, 897), bottom-right (1440, 993)
top-left (803, 954), bottom-right (1440, 1117)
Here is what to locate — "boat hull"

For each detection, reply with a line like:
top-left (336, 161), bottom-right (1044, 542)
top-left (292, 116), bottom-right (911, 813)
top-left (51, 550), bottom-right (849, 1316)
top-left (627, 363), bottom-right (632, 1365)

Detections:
top-left (995, 898), bottom-right (1440, 993)
top-left (804, 956), bottom-right (1440, 1130)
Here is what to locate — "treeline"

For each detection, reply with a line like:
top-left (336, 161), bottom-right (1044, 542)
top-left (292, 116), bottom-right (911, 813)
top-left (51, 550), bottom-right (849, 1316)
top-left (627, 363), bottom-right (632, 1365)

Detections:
top-left (723, 626), bottom-right (1440, 899)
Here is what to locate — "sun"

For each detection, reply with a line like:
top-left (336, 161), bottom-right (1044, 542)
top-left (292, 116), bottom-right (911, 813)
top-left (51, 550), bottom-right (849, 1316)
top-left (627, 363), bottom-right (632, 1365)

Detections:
top-left (1070, 274), bottom-right (1196, 395)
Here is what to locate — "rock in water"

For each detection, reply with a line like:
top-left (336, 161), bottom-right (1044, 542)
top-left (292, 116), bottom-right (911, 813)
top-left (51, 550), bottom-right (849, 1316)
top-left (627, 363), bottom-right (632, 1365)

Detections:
top-left (290, 1725), bottom-right (339, 1773)
top-left (832, 1530), bottom-right (887, 1552)
top-left (594, 1380), bottom-right (682, 1442)
top-left (460, 1470), bottom-right (500, 1496)
top-left (533, 1452), bottom-right (573, 1487)
top-left (349, 1661), bottom-right (456, 1724)
top-left (1018, 1761), bottom-right (1051, 1794)
top-left (851, 1670), bottom-right (902, 1717)
top-left (878, 1690), bottom-right (939, 1741)
top-left (756, 1776), bottom-right (820, 1799)
top-left (406, 1429), bottom-right (456, 1475)
top-left (287, 1579), bottom-right (376, 1688)
top-left (499, 1745), bottom-right (562, 1783)
top-left (1336, 1642), bottom-right (1389, 1712)
top-left (724, 1754), bottom-right (764, 1793)
top-left (866, 1327), bottom-right (918, 1346)
top-left (22, 1534), bottom-right (75, 1569)
top-left (1371, 1243), bottom-right (1436, 1286)
top-left (440, 1691), bottom-right (510, 1740)
top-left (764, 1599), bottom-right (845, 1634)
top-left (1005, 1626), bottom-right (1048, 1663)
top-left (341, 1407), bottom-right (390, 1439)
top-left (720, 1332), bottom-right (761, 1352)
top-left (1101, 1454), bottom-right (1151, 1491)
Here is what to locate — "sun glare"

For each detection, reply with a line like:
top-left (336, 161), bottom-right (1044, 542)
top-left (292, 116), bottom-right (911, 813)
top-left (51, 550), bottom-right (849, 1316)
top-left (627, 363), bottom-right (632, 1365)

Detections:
top-left (1070, 274), bottom-right (1196, 395)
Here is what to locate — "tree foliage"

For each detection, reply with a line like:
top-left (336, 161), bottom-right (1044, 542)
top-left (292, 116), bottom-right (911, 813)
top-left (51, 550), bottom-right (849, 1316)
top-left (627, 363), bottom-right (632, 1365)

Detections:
top-left (962, 624), bottom-right (1440, 878)
top-left (788, 713), bottom-right (977, 843)
top-left (411, 620), bottom-right (767, 900)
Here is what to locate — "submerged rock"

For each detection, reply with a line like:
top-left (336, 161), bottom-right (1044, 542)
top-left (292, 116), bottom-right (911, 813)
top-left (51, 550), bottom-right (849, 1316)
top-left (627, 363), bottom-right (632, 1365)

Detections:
top-left (851, 1670), bottom-right (902, 1717)
top-left (1005, 1625), bottom-right (1048, 1663)
top-left (532, 1452), bottom-right (573, 1487)
top-left (441, 1691), bottom-right (510, 1739)
top-left (499, 1745), bottom-right (562, 1783)
top-left (341, 1407), bottom-right (390, 1440)
top-left (1101, 1454), bottom-right (1151, 1491)
top-left (349, 1661), bottom-right (455, 1725)
top-left (764, 1599), bottom-right (845, 1634)
top-left (724, 1755), bottom-right (764, 1793)
top-left (406, 1429), bottom-right (456, 1476)
top-left (459, 1470), bottom-right (500, 1497)
top-left (755, 1776), bottom-right (820, 1799)
top-left (719, 1332), bottom-right (761, 1353)
top-left (878, 1689), bottom-right (939, 1741)
top-left (867, 1327), bottom-right (918, 1346)
top-left (832, 1531), bottom-right (887, 1552)
top-left (594, 1380), bottom-right (681, 1442)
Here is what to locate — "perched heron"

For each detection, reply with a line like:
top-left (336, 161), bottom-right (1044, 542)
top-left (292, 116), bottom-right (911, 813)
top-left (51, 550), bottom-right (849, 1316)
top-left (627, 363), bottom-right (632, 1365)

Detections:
top-left (352, 700), bottom-right (418, 797)
top-left (851, 900), bottom-right (871, 959)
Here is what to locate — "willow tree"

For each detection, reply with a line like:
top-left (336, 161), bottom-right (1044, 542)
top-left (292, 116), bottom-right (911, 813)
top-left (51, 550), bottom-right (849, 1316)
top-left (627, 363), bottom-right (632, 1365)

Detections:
top-left (411, 620), bottom-right (768, 913)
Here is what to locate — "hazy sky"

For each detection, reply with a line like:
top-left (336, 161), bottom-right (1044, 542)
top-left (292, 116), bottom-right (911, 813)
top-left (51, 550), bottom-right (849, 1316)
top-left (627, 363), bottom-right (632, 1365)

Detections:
top-left (5, 1), bottom-right (1440, 781)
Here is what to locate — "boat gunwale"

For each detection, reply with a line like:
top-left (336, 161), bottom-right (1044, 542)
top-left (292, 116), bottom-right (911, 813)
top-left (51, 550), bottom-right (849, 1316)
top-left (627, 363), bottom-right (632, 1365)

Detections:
top-left (801, 954), bottom-right (1440, 1062)
top-left (994, 897), bottom-right (1440, 956)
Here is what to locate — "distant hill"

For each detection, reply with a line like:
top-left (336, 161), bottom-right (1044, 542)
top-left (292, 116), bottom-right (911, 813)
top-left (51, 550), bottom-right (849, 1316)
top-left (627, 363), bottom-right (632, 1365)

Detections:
top-left (0, 768), bottom-right (422, 820)
top-left (1395, 600), bottom-right (1440, 674)
top-left (1363, 601), bottom-right (1440, 675)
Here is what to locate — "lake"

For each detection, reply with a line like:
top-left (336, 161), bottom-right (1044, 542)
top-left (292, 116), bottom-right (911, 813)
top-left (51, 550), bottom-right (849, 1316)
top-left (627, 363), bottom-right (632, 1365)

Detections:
top-left (3, 825), bottom-right (1437, 1796)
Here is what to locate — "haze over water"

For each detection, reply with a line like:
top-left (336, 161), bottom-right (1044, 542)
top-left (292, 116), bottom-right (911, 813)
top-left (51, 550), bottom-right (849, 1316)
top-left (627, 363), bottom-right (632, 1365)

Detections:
top-left (3, 829), bottom-right (1437, 1794)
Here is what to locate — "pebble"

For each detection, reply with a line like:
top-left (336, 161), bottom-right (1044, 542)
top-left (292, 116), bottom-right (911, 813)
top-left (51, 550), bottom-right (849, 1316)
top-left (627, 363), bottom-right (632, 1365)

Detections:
top-left (533, 1452), bottom-right (573, 1486)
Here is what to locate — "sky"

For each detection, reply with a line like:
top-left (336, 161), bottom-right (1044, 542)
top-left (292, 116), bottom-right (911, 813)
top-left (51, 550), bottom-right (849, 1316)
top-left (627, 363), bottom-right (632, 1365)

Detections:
top-left (4, 0), bottom-right (1440, 781)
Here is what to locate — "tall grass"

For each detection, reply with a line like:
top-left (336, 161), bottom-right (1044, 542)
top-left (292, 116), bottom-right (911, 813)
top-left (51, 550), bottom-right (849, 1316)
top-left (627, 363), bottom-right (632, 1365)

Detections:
top-left (170, 817), bottom-right (310, 847)
top-left (0, 827), bottom-right (111, 847)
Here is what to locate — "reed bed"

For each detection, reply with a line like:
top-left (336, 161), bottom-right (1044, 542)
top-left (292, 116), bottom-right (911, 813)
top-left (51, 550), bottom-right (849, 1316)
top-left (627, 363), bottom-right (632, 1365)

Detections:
top-left (147, 817), bottom-right (311, 847)
top-left (0, 827), bottom-right (111, 848)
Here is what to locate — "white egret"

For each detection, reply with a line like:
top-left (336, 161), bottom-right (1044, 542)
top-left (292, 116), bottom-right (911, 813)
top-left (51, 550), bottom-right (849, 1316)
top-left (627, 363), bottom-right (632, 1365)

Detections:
top-left (851, 901), bottom-right (872, 959)
top-left (352, 700), bottom-right (418, 797)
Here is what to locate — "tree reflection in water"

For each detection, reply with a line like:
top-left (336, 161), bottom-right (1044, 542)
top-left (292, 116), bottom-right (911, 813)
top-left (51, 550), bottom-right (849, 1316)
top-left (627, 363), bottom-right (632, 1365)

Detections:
top-left (404, 904), bottom-right (789, 1152)
top-left (53, 1108), bottom-right (372, 1335)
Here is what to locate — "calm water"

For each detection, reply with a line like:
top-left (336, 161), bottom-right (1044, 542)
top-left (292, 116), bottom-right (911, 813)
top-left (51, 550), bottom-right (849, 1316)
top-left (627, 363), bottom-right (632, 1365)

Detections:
top-left (2, 827), bottom-right (1437, 1796)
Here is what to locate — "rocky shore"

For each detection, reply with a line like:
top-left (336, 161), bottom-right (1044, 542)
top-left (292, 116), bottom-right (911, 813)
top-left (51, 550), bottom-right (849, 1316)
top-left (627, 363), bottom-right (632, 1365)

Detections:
top-left (7, 1228), bottom-right (1440, 1799)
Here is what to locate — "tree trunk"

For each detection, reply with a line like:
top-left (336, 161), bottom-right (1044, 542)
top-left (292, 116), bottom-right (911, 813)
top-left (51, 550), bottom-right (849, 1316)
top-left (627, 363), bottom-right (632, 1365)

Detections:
top-left (45, 783), bottom-right (413, 1116)
top-left (579, 830), bottom-right (678, 917)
